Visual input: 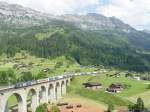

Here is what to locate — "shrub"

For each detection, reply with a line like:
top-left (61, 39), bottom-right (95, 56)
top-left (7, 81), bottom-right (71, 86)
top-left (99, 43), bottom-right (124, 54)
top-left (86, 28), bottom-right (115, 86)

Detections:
top-left (51, 104), bottom-right (60, 112)
top-left (75, 69), bottom-right (81, 73)
top-left (128, 97), bottom-right (145, 112)
top-left (36, 71), bottom-right (47, 80)
top-left (36, 104), bottom-right (47, 112)
top-left (0, 69), bottom-right (16, 85)
top-left (55, 62), bottom-right (63, 69)
top-left (147, 84), bottom-right (150, 89)
top-left (107, 103), bottom-right (114, 112)
top-left (20, 71), bottom-right (33, 81)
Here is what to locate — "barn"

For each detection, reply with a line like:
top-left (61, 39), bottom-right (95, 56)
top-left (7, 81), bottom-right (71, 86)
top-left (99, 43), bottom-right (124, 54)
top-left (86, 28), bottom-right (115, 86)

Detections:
top-left (106, 83), bottom-right (123, 93)
top-left (82, 82), bottom-right (102, 90)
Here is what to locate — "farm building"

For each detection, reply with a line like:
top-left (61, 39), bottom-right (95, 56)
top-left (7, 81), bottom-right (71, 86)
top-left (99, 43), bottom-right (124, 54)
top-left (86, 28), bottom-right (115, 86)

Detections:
top-left (133, 76), bottom-right (141, 81)
top-left (82, 82), bottom-right (102, 90)
top-left (141, 76), bottom-right (150, 81)
top-left (42, 68), bottom-right (52, 72)
top-left (106, 83), bottom-right (123, 93)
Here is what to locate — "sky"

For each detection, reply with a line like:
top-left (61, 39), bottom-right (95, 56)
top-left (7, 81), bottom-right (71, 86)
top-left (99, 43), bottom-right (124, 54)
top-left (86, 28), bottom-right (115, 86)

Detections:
top-left (0, 0), bottom-right (150, 30)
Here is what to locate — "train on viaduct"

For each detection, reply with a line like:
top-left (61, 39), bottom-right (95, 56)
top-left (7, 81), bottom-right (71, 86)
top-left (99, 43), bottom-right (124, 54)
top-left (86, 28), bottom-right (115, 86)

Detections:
top-left (0, 75), bottom-right (72, 112)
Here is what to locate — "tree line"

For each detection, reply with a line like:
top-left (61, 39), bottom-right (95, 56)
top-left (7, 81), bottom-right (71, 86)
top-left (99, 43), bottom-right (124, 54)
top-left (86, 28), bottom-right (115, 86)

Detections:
top-left (0, 23), bottom-right (150, 72)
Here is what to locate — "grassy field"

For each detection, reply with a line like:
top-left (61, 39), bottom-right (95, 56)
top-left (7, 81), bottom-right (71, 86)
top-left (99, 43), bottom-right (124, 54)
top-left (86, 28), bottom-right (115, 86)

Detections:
top-left (0, 52), bottom-right (96, 78)
top-left (89, 74), bottom-right (149, 97)
top-left (8, 95), bottom-right (18, 107)
top-left (68, 75), bottom-right (132, 107)
top-left (67, 74), bottom-right (150, 108)
top-left (128, 90), bottom-right (150, 108)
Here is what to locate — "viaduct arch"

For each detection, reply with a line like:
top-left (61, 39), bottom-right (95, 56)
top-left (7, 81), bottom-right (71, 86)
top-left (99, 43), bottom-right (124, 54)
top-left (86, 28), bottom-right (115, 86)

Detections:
top-left (27, 88), bottom-right (38, 112)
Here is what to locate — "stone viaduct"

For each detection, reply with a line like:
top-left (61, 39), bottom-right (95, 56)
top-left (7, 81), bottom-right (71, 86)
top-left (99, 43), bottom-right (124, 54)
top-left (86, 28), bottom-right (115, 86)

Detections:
top-left (0, 77), bottom-right (71, 112)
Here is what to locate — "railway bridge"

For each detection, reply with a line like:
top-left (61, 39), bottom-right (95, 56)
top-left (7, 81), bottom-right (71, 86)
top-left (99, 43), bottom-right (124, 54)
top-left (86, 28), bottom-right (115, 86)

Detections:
top-left (0, 76), bottom-right (71, 112)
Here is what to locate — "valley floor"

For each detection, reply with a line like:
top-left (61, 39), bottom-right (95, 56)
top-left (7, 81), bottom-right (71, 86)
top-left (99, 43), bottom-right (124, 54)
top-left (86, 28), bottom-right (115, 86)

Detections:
top-left (6, 73), bottom-right (150, 111)
top-left (58, 94), bottom-right (129, 112)
top-left (67, 73), bottom-right (150, 109)
top-left (59, 94), bottom-right (106, 112)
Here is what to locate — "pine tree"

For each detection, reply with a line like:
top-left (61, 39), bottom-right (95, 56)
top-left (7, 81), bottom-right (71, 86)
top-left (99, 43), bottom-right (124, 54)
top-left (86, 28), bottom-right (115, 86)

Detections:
top-left (136, 97), bottom-right (145, 112)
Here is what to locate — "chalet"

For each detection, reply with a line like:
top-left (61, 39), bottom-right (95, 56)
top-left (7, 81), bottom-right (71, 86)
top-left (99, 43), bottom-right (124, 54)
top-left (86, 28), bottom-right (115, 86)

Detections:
top-left (133, 76), bottom-right (141, 81)
top-left (42, 68), bottom-right (49, 72)
top-left (106, 83), bottom-right (123, 93)
top-left (17, 64), bottom-right (27, 68)
top-left (42, 68), bottom-right (52, 72)
top-left (141, 76), bottom-right (150, 81)
top-left (82, 82), bottom-right (102, 90)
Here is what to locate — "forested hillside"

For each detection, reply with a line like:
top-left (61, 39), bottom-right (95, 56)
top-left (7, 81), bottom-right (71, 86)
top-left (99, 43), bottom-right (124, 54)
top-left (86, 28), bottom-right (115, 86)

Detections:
top-left (1, 2), bottom-right (150, 72)
top-left (0, 21), bottom-right (150, 72)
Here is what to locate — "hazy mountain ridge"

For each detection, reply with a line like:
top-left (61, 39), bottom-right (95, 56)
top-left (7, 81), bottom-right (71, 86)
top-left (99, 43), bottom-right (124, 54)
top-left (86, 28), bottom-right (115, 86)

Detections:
top-left (0, 2), bottom-right (135, 32)
top-left (57, 13), bottom-right (135, 32)
top-left (143, 29), bottom-right (150, 34)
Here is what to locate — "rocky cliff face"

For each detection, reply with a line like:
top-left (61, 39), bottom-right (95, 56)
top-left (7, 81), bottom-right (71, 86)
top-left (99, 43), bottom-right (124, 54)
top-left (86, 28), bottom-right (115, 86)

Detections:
top-left (0, 2), bottom-right (135, 32)
top-left (0, 2), bottom-right (54, 27)
top-left (57, 13), bottom-right (135, 32)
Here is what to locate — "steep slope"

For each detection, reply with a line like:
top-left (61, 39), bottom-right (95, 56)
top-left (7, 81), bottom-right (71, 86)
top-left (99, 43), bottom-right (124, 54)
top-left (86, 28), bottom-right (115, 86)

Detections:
top-left (0, 2), bottom-right (150, 72)
top-left (0, 1), bottom-right (54, 28)
top-left (0, 22), bottom-right (150, 72)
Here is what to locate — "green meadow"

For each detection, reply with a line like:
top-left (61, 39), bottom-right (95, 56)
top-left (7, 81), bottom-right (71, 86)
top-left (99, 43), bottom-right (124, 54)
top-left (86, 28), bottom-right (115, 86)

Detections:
top-left (0, 52), bottom-right (96, 80)
top-left (67, 74), bottom-right (150, 108)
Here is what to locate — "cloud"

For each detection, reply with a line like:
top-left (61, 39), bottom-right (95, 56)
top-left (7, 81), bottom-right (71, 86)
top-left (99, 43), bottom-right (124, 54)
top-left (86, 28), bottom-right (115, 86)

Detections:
top-left (0, 0), bottom-right (100, 15)
top-left (0, 0), bottom-right (150, 30)
top-left (97, 0), bottom-right (150, 30)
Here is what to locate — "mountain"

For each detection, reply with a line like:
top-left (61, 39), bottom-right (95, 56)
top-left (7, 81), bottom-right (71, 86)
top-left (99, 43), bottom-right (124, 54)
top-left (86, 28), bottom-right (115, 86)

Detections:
top-left (0, 2), bottom-right (54, 28)
top-left (57, 13), bottom-right (135, 32)
top-left (0, 2), bottom-right (150, 72)
top-left (0, 2), bottom-right (134, 31)
top-left (143, 29), bottom-right (150, 34)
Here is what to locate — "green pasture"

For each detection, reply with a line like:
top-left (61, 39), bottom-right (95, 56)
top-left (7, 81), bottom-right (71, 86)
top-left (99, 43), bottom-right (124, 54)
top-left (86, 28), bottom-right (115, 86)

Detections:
top-left (68, 75), bottom-right (132, 107)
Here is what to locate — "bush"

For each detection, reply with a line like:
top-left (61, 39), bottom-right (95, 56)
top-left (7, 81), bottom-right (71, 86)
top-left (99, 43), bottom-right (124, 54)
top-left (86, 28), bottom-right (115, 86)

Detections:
top-left (128, 97), bottom-right (145, 112)
top-left (36, 104), bottom-right (47, 112)
top-left (147, 84), bottom-right (150, 89)
top-left (35, 71), bottom-right (47, 80)
top-left (51, 104), bottom-right (60, 112)
top-left (136, 97), bottom-right (145, 111)
top-left (0, 69), bottom-right (16, 85)
top-left (75, 69), bottom-right (81, 73)
top-left (55, 62), bottom-right (63, 69)
top-left (20, 71), bottom-right (33, 81)
top-left (107, 103), bottom-right (114, 112)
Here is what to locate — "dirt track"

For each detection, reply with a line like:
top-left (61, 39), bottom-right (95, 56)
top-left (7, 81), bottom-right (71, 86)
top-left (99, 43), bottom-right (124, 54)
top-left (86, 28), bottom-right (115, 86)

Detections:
top-left (59, 103), bottom-right (105, 112)
top-left (58, 95), bottom-right (106, 112)
top-left (58, 95), bottom-right (128, 112)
